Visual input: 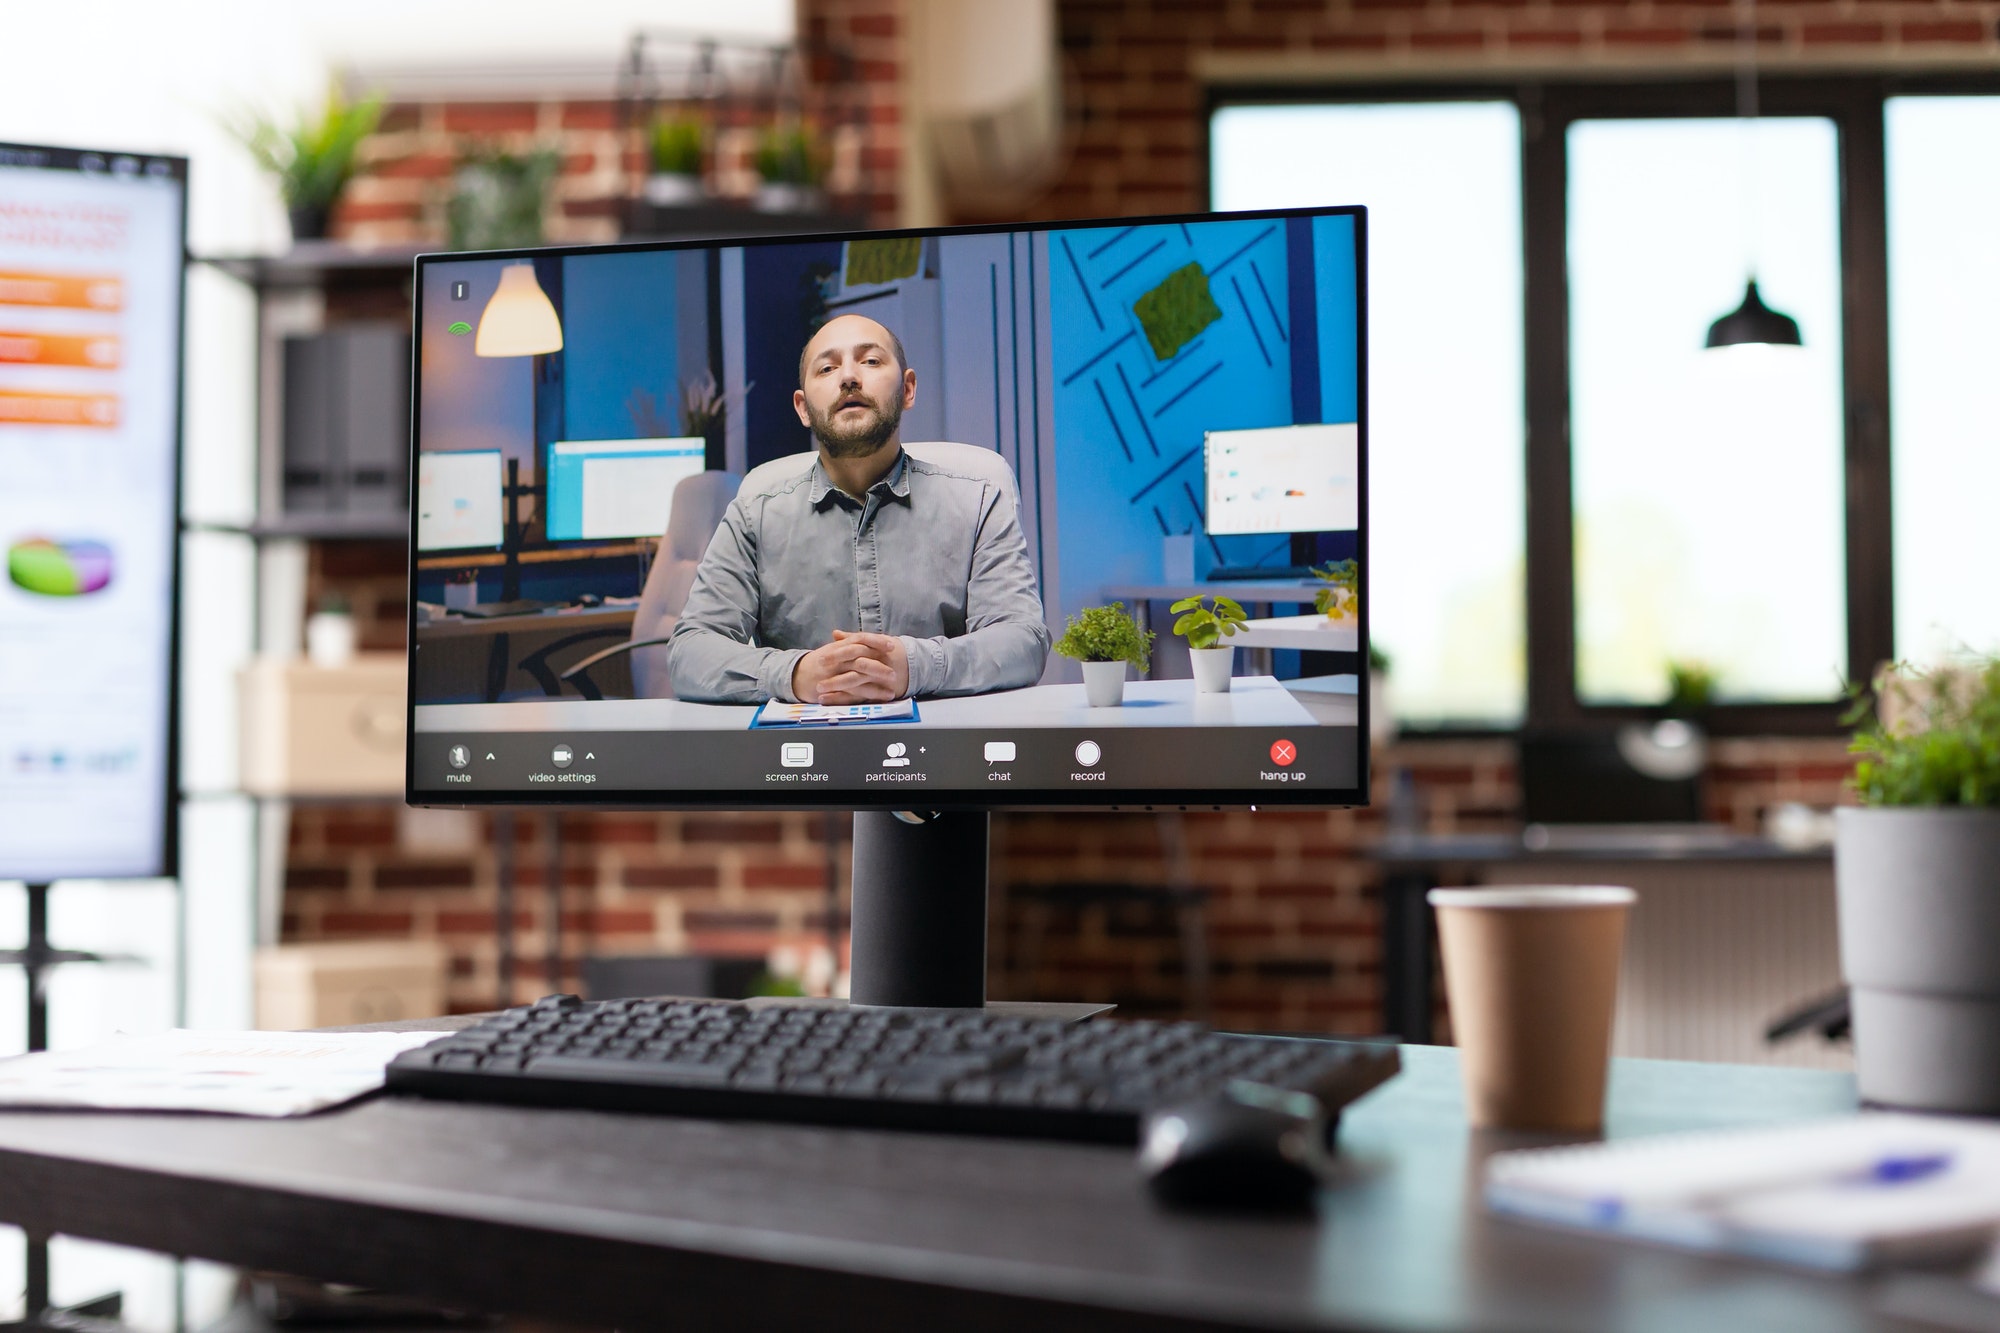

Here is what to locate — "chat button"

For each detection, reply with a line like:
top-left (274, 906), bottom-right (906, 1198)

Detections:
top-left (983, 741), bottom-right (1016, 764)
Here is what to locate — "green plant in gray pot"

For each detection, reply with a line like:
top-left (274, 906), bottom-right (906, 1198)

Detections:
top-left (645, 115), bottom-right (706, 206)
top-left (1054, 603), bottom-right (1152, 707)
top-left (753, 121), bottom-right (826, 214)
top-left (447, 146), bottom-right (561, 251)
top-left (229, 86), bottom-right (384, 241)
top-left (1837, 658), bottom-right (2000, 1112)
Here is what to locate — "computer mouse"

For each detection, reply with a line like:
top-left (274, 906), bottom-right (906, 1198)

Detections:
top-left (1138, 1089), bottom-right (1333, 1210)
top-left (575, 592), bottom-right (603, 608)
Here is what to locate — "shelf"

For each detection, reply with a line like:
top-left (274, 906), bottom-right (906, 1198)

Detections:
top-left (184, 514), bottom-right (410, 542)
top-left (193, 243), bottom-right (427, 287)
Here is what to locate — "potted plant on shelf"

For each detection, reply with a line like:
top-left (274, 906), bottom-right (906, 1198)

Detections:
top-left (1170, 594), bottom-right (1247, 694)
top-left (753, 122), bottom-right (826, 213)
top-left (645, 115), bottom-right (706, 206)
top-left (1312, 558), bottom-right (1359, 622)
top-left (1837, 659), bottom-right (2000, 1113)
top-left (446, 146), bottom-right (561, 251)
top-left (230, 87), bottom-right (384, 242)
top-left (1055, 603), bottom-right (1152, 707)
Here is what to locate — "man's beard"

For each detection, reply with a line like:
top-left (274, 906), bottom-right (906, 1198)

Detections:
top-left (808, 389), bottom-right (902, 458)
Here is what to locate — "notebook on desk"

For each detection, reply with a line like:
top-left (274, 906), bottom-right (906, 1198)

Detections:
top-left (751, 698), bottom-right (920, 727)
top-left (1486, 1113), bottom-right (2000, 1271)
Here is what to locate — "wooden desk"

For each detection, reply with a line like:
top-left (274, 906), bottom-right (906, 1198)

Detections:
top-left (0, 1041), bottom-right (1974, 1332)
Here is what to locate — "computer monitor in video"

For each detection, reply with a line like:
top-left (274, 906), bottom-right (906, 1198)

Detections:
top-left (406, 207), bottom-right (1367, 1006)
top-left (416, 448), bottom-right (505, 552)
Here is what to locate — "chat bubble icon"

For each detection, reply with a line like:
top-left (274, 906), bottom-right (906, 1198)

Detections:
top-left (983, 741), bottom-right (1016, 764)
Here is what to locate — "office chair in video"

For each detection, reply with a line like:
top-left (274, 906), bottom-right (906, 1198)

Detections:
top-left (547, 468), bottom-right (743, 700)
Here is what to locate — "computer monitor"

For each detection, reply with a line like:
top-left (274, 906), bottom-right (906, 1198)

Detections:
top-left (0, 141), bottom-right (185, 882)
top-left (545, 437), bottom-right (706, 542)
top-left (406, 207), bottom-right (1368, 1006)
top-left (415, 449), bottom-right (505, 552)
top-left (1204, 423), bottom-right (1359, 537)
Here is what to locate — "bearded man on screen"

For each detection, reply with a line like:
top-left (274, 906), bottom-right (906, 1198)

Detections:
top-left (667, 313), bottom-right (1048, 705)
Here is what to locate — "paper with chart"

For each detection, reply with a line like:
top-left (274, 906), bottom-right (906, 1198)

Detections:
top-left (0, 1029), bottom-right (452, 1116)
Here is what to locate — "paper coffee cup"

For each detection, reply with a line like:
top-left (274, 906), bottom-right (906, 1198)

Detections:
top-left (1428, 886), bottom-right (1636, 1132)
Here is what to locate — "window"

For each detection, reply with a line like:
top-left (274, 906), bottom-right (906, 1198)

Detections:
top-left (1213, 77), bottom-right (1996, 733)
top-left (1567, 117), bottom-right (1847, 705)
top-left (1211, 102), bottom-right (1524, 727)
top-left (1887, 96), bottom-right (2000, 663)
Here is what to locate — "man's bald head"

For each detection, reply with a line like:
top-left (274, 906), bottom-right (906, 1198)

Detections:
top-left (798, 314), bottom-right (907, 386)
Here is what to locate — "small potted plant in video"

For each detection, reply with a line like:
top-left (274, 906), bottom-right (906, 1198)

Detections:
top-left (1312, 558), bottom-right (1359, 622)
top-left (645, 114), bottom-right (706, 206)
top-left (1838, 658), bottom-right (2000, 1113)
top-left (753, 121), bottom-right (826, 213)
top-left (230, 86), bottom-right (384, 243)
top-left (1170, 593), bottom-right (1247, 694)
top-left (1055, 603), bottom-right (1153, 707)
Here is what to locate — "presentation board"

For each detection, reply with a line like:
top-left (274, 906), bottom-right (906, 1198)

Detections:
top-left (0, 142), bottom-right (186, 880)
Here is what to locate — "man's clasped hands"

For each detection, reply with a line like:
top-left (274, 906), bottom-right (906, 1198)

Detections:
top-left (790, 629), bottom-right (911, 705)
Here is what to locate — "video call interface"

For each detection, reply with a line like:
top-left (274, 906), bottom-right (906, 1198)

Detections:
top-left (410, 209), bottom-right (1366, 803)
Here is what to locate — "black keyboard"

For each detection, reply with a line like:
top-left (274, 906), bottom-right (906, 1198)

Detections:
top-left (387, 995), bottom-right (1400, 1144)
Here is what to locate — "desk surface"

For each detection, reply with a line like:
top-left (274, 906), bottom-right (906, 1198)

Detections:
top-left (416, 675), bottom-right (1323, 734)
top-left (416, 603), bottom-right (638, 640)
top-left (0, 1042), bottom-right (1967, 1333)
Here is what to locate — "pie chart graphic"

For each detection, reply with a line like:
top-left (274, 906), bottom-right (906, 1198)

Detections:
top-left (7, 537), bottom-right (115, 596)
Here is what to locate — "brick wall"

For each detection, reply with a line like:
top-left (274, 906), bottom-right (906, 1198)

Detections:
top-left (286, 0), bottom-right (1880, 1028)
top-left (331, 3), bottom-right (907, 246)
top-left (1002, 0), bottom-right (2000, 224)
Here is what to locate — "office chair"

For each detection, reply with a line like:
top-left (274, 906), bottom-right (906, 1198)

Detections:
top-left (558, 443), bottom-right (1021, 699)
top-left (548, 469), bottom-right (741, 700)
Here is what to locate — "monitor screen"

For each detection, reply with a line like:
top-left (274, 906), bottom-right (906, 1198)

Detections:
top-left (416, 449), bottom-right (504, 552)
top-left (408, 207), bottom-right (1367, 808)
top-left (0, 141), bottom-right (185, 878)
top-left (546, 437), bottom-right (706, 541)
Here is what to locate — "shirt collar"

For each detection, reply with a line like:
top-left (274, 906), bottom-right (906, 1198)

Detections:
top-left (809, 447), bottom-right (911, 508)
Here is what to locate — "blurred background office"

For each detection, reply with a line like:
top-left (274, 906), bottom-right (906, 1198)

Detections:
top-left (3, 0), bottom-right (1999, 1321)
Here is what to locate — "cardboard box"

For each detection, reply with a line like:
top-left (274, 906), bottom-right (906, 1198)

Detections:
top-left (255, 940), bottom-right (448, 1031)
top-left (240, 653), bottom-right (405, 796)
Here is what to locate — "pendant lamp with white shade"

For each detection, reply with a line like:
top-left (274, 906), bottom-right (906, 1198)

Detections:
top-left (475, 263), bottom-right (564, 357)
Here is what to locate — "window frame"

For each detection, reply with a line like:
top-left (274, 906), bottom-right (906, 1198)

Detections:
top-left (1205, 73), bottom-right (2000, 737)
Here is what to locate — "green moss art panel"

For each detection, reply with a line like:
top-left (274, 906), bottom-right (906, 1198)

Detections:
top-left (845, 238), bottom-right (923, 288)
top-left (1132, 263), bottom-right (1222, 361)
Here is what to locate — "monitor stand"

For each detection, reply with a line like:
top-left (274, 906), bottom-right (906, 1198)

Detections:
top-left (818, 810), bottom-right (1110, 1022)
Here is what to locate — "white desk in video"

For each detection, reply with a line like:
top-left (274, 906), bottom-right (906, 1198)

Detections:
top-left (415, 676), bottom-right (1321, 734)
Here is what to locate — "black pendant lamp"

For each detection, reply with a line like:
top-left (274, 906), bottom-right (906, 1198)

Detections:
top-left (1705, 279), bottom-right (1802, 349)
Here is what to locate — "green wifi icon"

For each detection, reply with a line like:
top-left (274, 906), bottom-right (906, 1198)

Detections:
top-left (447, 320), bottom-right (472, 335)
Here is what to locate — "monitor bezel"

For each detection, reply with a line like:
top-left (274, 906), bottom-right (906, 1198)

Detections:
top-left (404, 204), bottom-right (1368, 812)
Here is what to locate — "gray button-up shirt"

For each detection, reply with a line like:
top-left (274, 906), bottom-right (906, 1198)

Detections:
top-left (667, 448), bottom-right (1050, 704)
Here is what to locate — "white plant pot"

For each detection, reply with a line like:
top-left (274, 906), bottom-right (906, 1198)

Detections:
top-left (1190, 645), bottom-right (1233, 694)
top-left (305, 612), bottom-right (357, 668)
top-left (754, 182), bottom-right (824, 214)
top-left (1081, 659), bottom-right (1126, 707)
top-left (1835, 806), bottom-right (2000, 1112)
top-left (643, 172), bottom-right (704, 206)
